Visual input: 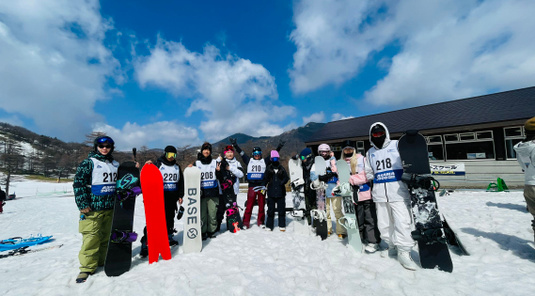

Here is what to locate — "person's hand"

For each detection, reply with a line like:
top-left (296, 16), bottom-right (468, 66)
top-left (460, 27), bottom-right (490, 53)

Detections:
top-left (145, 160), bottom-right (153, 165)
top-left (229, 137), bottom-right (237, 146)
top-left (216, 162), bottom-right (221, 171)
top-left (80, 207), bottom-right (91, 214)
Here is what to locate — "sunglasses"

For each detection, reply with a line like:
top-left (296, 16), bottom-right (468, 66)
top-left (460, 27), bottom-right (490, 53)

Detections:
top-left (166, 152), bottom-right (177, 159)
top-left (98, 144), bottom-right (111, 149)
top-left (372, 131), bottom-right (385, 137)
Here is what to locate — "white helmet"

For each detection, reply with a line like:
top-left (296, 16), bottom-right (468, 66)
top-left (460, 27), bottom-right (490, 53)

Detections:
top-left (318, 143), bottom-right (331, 153)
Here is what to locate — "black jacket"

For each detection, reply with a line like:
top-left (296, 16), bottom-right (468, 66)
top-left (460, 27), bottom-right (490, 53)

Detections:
top-left (264, 163), bottom-right (289, 198)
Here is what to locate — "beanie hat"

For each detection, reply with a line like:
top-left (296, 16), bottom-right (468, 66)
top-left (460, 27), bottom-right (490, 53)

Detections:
top-left (201, 142), bottom-right (212, 153)
top-left (270, 150), bottom-right (280, 160)
top-left (525, 117), bottom-right (535, 131)
top-left (164, 145), bottom-right (177, 153)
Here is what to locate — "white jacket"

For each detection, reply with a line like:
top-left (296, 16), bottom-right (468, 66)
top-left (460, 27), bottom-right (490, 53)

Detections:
top-left (514, 140), bottom-right (535, 185)
top-left (365, 122), bottom-right (410, 203)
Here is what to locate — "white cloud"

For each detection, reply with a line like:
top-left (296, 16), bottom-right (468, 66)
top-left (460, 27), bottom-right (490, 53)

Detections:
top-left (290, 0), bottom-right (535, 107)
top-left (92, 121), bottom-right (200, 151)
top-left (0, 0), bottom-right (121, 141)
top-left (134, 38), bottom-right (295, 142)
top-left (302, 112), bottom-right (325, 124)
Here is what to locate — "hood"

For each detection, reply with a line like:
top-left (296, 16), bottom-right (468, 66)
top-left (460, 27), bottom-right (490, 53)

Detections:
top-left (88, 151), bottom-right (114, 162)
top-left (369, 121), bottom-right (391, 149)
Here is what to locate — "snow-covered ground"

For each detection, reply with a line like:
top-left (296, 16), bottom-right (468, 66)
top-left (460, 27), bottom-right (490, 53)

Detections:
top-left (1, 179), bottom-right (535, 296)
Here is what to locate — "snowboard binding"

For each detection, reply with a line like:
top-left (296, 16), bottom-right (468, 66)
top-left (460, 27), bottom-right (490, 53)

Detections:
top-left (110, 230), bottom-right (138, 244)
top-left (411, 228), bottom-right (446, 245)
top-left (401, 173), bottom-right (440, 191)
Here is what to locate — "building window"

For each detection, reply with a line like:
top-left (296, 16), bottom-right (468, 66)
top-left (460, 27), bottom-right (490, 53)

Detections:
top-left (443, 130), bottom-right (495, 160)
top-left (357, 141), bottom-right (365, 154)
top-left (504, 126), bottom-right (525, 159)
top-left (426, 135), bottom-right (444, 160)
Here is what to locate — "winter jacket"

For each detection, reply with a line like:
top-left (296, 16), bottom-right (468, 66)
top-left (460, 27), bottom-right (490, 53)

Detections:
top-left (514, 140), bottom-right (535, 185)
top-left (346, 152), bottom-right (372, 202)
top-left (73, 151), bottom-right (119, 211)
top-left (264, 163), bottom-right (289, 198)
top-left (225, 157), bottom-right (244, 195)
top-left (364, 122), bottom-right (410, 203)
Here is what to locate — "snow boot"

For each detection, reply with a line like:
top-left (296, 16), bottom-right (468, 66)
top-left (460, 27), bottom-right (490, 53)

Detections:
top-left (75, 272), bottom-right (91, 283)
top-left (397, 250), bottom-right (418, 271)
top-left (365, 243), bottom-right (379, 253)
top-left (139, 243), bottom-right (148, 257)
top-left (168, 235), bottom-right (178, 246)
top-left (381, 243), bottom-right (397, 258)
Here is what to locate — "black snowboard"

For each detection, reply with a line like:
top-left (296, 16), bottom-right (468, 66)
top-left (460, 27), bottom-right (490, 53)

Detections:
top-left (226, 204), bottom-right (243, 233)
top-left (104, 161), bottom-right (140, 276)
top-left (398, 130), bottom-right (453, 272)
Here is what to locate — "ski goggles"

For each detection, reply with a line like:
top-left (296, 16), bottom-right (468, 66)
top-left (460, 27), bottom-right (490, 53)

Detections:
top-left (371, 131), bottom-right (385, 137)
top-left (271, 157), bottom-right (279, 162)
top-left (300, 154), bottom-right (312, 160)
top-left (252, 151), bottom-right (262, 157)
top-left (166, 152), bottom-right (177, 159)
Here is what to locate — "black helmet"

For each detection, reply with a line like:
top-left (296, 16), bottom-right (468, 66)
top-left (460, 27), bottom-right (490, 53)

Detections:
top-left (252, 146), bottom-right (262, 157)
top-left (94, 136), bottom-right (115, 153)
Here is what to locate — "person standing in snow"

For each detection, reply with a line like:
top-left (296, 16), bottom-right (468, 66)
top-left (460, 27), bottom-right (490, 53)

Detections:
top-left (139, 145), bottom-right (184, 257)
top-left (215, 145), bottom-right (244, 232)
top-left (264, 150), bottom-right (290, 231)
top-left (230, 138), bottom-right (285, 229)
top-left (364, 122), bottom-right (418, 270)
top-left (340, 140), bottom-right (381, 253)
top-left (514, 116), bottom-right (535, 243)
top-left (193, 142), bottom-right (222, 240)
top-left (317, 143), bottom-right (346, 239)
top-left (73, 136), bottom-right (119, 283)
top-left (292, 147), bottom-right (317, 225)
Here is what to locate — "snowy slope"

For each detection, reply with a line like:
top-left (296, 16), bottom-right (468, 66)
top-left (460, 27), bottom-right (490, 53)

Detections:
top-left (1, 179), bottom-right (535, 296)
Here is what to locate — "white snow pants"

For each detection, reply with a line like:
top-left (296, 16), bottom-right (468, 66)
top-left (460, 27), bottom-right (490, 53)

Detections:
top-left (375, 200), bottom-right (414, 252)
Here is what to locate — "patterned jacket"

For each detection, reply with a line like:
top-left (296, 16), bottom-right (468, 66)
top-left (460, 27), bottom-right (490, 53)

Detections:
top-left (73, 151), bottom-right (118, 211)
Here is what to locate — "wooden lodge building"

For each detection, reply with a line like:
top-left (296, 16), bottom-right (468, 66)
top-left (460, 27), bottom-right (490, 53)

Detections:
top-left (305, 87), bottom-right (535, 188)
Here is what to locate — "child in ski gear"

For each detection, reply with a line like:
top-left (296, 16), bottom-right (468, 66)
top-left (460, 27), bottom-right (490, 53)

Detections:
top-left (0, 186), bottom-right (5, 213)
top-left (216, 145), bottom-right (244, 232)
top-left (514, 116), bottom-right (535, 242)
top-left (194, 142), bottom-right (222, 240)
top-left (140, 146), bottom-right (185, 256)
top-left (292, 147), bottom-right (317, 225)
top-left (364, 123), bottom-right (418, 270)
top-left (73, 136), bottom-right (119, 283)
top-left (231, 138), bottom-right (284, 229)
top-left (317, 144), bottom-right (345, 238)
top-left (264, 150), bottom-right (290, 231)
top-left (341, 140), bottom-right (381, 253)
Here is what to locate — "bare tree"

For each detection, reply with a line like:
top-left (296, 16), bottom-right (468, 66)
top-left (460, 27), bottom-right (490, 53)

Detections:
top-left (0, 138), bottom-right (24, 195)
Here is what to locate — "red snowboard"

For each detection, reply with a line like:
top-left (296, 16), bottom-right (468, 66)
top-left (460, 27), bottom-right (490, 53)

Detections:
top-left (140, 164), bottom-right (171, 263)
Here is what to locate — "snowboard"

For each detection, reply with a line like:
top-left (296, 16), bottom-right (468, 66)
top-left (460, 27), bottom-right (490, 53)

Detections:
top-left (398, 130), bottom-right (453, 272)
top-left (182, 166), bottom-right (202, 253)
top-left (442, 214), bottom-right (469, 255)
top-left (104, 160), bottom-right (141, 276)
top-left (312, 156), bottom-right (328, 240)
top-left (226, 203), bottom-right (243, 233)
top-left (140, 163), bottom-right (172, 263)
top-left (336, 159), bottom-right (362, 253)
top-left (0, 235), bottom-right (53, 252)
top-left (288, 158), bottom-right (308, 233)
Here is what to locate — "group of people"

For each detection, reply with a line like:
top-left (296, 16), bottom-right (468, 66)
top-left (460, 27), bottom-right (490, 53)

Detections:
top-left (72, 116), bottom-right (535, 283)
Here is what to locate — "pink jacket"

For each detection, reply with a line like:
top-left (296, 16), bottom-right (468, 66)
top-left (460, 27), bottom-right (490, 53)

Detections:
top-left (347, 153), bottom-right (372, 202)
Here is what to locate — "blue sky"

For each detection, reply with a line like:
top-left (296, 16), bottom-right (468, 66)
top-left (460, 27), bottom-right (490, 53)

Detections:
top-left (1, 0), bottom-right (534, 150)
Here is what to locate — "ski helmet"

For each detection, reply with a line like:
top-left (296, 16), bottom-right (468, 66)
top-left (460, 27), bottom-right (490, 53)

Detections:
top-left (318, 143), bottom-right (331, 154)
top-left (93, 136), bottom-right (114, 153)
top-left (252, 146), bottom-right (262, 157)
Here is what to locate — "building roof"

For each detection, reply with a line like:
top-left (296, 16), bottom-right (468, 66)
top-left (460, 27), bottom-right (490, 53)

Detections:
top-left (306, 86), bottom-right (535, 144)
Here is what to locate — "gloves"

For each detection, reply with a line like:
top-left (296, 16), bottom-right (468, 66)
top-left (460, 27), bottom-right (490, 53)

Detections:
top-left (229, 137), bottom-right (237, 146)
top-left (277, 139), bottom-right (286, 150)
top-left (176, 206), bottom-right (185, 220)
top-left (318, 172), bottom-right (334, 182)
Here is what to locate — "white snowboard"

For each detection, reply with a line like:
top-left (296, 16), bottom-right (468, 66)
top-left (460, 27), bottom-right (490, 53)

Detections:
top-left (336, 159), bottom-right (363, 253)
top-left (182, 166), bottom-right (202, 253)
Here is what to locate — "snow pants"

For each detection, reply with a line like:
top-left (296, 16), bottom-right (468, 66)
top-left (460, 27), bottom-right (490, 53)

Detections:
top-left (375, 200), bottom-right (414, 252)
top-left (242, 187), bottom-right (266, 228)
top-left (78, 209), bottom-right (113, 273)
top-left (356, 199), bottom-right (381, 244)
top-left (524, 185), bottom-right (535, 217)
top-left (326, 196), bottom-right (346, 235)
top-left (266, 197), bottom-right (286, 230)
top-left (201, 196), bottom-right (219, 234)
